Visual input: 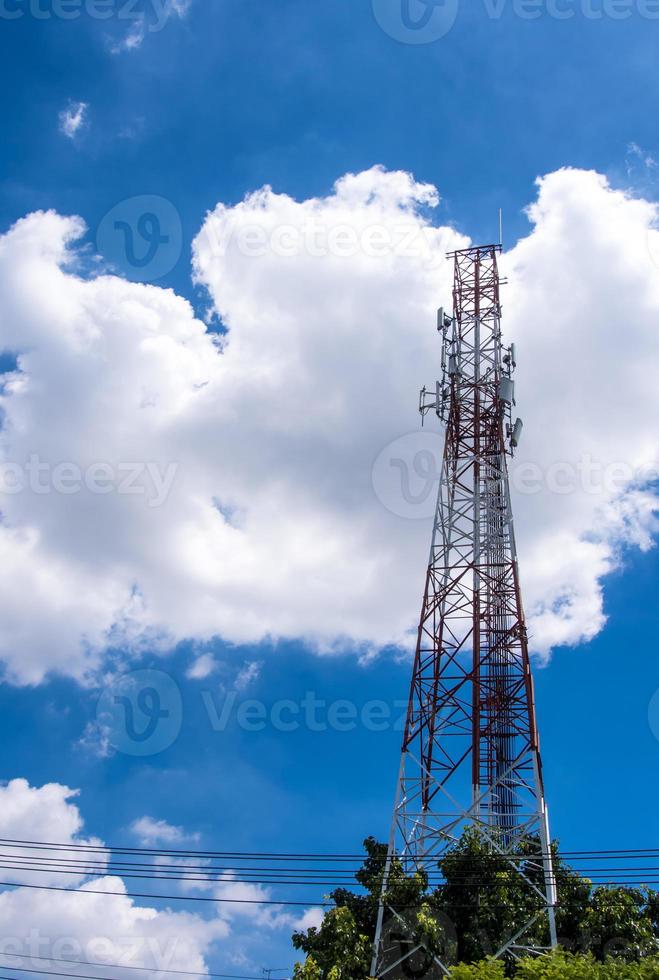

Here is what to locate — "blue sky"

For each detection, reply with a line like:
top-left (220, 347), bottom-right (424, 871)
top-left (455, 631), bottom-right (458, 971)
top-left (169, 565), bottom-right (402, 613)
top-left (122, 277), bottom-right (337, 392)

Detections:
top-left (3, 0), bottom-right (659, 298)
top-left (1, 0), bottom-right (659, 974)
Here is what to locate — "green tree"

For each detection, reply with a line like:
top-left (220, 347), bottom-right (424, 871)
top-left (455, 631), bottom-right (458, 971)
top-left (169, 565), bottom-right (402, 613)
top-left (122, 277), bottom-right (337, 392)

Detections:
top-left (430, 829), bottom-right (545, 962)
top-left (291, 832), bottom-right (659, 977)
top-left (292, 957), bottom-right (322, 980)
top-left (514, 950), bottom-right (659, 978)
top-left (292, 837), bottom-right (436, 978)
top-left (647, 890), bottom-right (659, 936)
top-left (448, 963), bottom-right (506, 979)
top-left (428, 830), bottom-right (592, 964)
top-left (292, 906), bottom-right (373, 979)
top-left (581, 887), bottom-right (658, 961)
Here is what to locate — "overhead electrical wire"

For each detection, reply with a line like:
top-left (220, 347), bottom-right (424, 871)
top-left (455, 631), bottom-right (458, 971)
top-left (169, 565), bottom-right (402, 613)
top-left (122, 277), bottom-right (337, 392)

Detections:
top-left (0, 838), bottom-right (655, 980)
top-left (0, 961), bottom-right (282, 980)
top-left (0, 856), bottom-right (656, 881)
top-left (0, 950), bottom-right (278, 980)
top-left (0, 837), bottom-right (658, 861)
top-left (0, 974), bottom-right (284, 980)
top-left (0, 837), bottom-right (655, 907)
top-left (3, 848), bottom-right (659, 871)
top-left (0, 876), bottom-right (655, 909)
top-left (0, 879), bottom-right (326, 905)
top-left (0, 860), bottom-right (658, 888)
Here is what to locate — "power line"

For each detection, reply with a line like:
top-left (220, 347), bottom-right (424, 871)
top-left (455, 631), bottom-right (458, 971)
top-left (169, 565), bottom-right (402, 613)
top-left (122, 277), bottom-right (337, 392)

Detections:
top-left (2, 856), bottom-right (658, 873)
top-left (3, 849), bottom-right (659, 874)
top-left (0, 837), bottom-right (656, 905)
top-left (0, 854), bottom-right (659, 886)
top-left (0, 876), bottom-right (655, 908)
top-left (0, 850), bottom-right (657, 875)
top-left (0, 876), bottom-right (651, 913)
top-left (0, 861), bottom-right (658, 888)
top-left (0, 879), bottom-right (331, 906)
top-left (0, 840), bottom-right (366, 860)
top-left (0, 837), bottom-right (658, 861)
top-left (0, 960), bottom-right (283, 980)
top-left (0, 951), bottom-right (275, 980)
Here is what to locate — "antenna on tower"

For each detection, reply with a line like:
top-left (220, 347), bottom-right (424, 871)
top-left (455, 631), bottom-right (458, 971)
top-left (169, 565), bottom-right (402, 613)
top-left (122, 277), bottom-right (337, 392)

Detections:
top-left (499, 207), bottom-right (504, 249)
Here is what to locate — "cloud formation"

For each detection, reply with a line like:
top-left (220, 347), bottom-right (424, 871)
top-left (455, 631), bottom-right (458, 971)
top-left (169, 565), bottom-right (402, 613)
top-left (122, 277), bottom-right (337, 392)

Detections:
top-left (58, 102), bottom-right (87, 139)
top-left (110, 0), bottom-right (193, 54)
top-left (130, 816), bottom-right (199, 846)
top-left (0, 779), bottom-right (107, 886)
top-left (0, 167), bottom-right (657, 684)
top-left (0, 780), bottom-right (223, 978)
top-left (0, 779), bottom-right (321, 975)
top-left (504, 169), bottom-right (659, 651)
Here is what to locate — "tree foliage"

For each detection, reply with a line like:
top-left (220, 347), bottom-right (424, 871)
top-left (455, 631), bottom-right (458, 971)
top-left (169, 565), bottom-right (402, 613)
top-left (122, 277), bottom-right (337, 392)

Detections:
top-left (400, 955), bottom-right (659, 978)
top-left (472, 951), bottom-right (659, 978)
top-left (292, 831), bottom-right (659, 978)
top-left (292, 906), bottom-right (373, 979)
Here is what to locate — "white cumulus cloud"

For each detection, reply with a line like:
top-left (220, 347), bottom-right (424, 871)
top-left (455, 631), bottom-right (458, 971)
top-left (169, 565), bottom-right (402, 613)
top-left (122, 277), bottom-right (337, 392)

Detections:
top-left (0, 878), bottom-right (228, 978)
top-left (504, 168), bottom-right (659, 652)
top-left (0, 779), bottom-right (107, 886)
top-left (131, 816), bottom-right (199, 846)
top-left (0, 780), bottom-right (318, 975)
top-left (0, 167), bottom-right (657, 684)
top-left (0, 781), bottom-right (225, 978)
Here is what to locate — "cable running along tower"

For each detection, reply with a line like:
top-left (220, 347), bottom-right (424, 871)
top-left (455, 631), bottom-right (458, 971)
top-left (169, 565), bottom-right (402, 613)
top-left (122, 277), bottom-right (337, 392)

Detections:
top-left (372, 245), bottom-right (557, 977)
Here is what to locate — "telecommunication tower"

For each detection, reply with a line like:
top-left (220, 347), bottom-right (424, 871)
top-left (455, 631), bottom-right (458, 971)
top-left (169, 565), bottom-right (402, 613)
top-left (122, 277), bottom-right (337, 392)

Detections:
top-left (372, 245), bottom-right (557, 977)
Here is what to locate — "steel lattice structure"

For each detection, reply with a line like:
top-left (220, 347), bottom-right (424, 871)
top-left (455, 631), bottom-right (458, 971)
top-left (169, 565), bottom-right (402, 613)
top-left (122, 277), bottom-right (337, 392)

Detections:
top-left (372, 245), bottom-right (557, 978)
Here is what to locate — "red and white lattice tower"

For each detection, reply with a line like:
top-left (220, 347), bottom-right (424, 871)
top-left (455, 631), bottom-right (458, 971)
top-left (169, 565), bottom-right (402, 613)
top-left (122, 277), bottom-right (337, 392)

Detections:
top-left (372, 245), bottom-right (557, 978)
